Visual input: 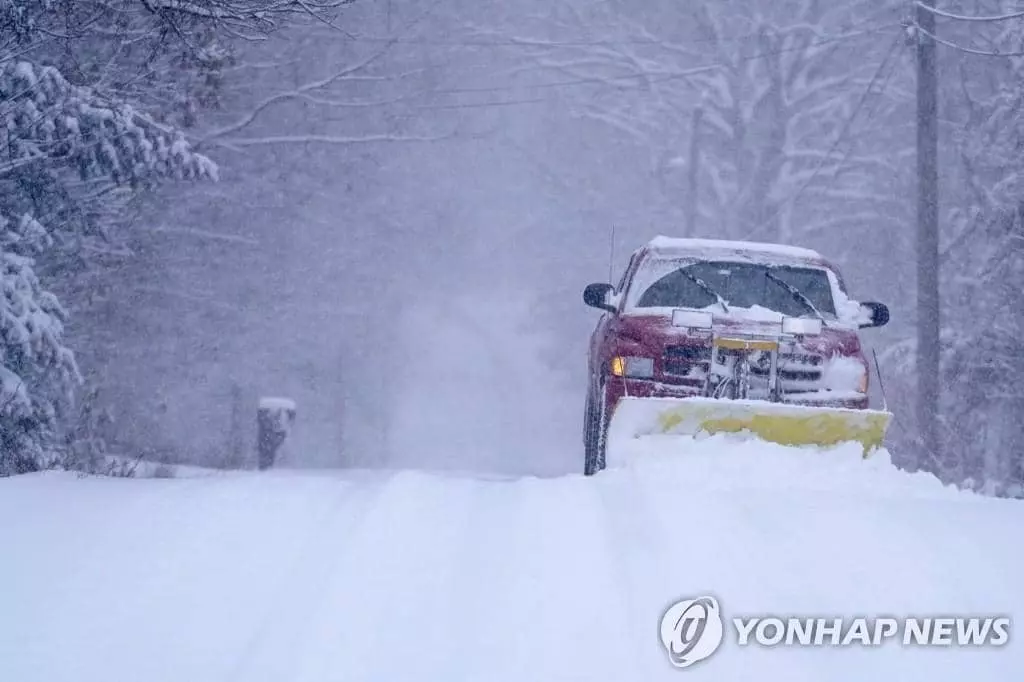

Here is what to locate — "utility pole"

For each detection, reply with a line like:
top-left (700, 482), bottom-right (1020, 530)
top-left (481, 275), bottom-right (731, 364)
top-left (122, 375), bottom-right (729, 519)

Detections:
top-left (686, 107), bottom-right (703, 236)
top-left (916, 0), bottom-right (941, 463)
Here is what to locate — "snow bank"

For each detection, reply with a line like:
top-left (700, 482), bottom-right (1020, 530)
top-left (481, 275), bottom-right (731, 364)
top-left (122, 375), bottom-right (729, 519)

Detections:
top-left (1, 439), bottom-right (1021, 682)
top-left (610, 433), bottom-right (962, 500)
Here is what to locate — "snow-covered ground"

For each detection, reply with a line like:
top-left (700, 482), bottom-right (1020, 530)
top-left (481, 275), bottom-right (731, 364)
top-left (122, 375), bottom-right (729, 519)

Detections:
top-left (2, 437), bottom-right (1022, 682)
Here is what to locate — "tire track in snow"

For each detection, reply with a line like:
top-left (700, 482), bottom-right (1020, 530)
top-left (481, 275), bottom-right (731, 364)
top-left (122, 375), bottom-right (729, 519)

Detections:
top-left (5, 472), bottom-right (399, 682)
top-left (277, 469), bottom-right (482, 682)
top-left (440, 472), bottom-right (533, 681)
top-left (224, 471), bottom-right (395, 682)
top-left (443, 472), bottom-right (636, 682)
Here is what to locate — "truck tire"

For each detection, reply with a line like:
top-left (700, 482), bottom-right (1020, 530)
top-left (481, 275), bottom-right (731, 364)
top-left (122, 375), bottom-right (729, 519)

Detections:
top-left (584, 389), bottom-right (608, 476)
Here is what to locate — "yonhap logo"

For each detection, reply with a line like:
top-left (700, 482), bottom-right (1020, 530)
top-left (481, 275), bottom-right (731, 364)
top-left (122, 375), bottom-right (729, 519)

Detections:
top-left (658, 595), bottom-right (1011, 670)
top-left (659, 596), bottom-right (725, 668)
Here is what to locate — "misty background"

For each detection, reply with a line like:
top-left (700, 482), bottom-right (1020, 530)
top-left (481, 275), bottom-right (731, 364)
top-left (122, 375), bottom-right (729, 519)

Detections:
top-left (1, 1), bottom-right (1021, 492)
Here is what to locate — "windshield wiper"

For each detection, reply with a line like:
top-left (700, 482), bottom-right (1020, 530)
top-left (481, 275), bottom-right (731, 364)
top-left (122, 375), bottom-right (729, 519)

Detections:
top-left (680, 266), bottom-right (730, 313)
top-left (764, 270), bottom-right (829, 326)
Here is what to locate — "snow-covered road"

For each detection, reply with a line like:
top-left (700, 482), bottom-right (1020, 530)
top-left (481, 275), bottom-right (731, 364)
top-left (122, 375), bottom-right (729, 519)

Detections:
top-left (2, 437), bottom-right (1022, 682)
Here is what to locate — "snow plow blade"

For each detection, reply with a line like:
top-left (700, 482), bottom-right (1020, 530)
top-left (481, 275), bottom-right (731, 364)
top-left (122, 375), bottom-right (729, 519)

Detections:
top-left (606, 397), bottom-right (890, 456)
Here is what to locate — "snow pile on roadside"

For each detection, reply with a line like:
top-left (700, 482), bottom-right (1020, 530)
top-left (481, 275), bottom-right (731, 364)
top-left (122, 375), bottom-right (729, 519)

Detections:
top-left (611, 433), bottom-right (963, 500)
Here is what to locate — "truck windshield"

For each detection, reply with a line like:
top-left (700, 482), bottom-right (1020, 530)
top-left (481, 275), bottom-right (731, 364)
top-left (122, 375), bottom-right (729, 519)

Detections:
top-left (629, 260), bottom-right (837, 317)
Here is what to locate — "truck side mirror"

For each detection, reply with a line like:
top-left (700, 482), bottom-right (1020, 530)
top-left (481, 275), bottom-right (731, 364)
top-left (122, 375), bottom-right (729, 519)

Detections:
top-left (583, 283), bottom-right (617, 313)
top-left (858, 302), bottom-right (889, 328)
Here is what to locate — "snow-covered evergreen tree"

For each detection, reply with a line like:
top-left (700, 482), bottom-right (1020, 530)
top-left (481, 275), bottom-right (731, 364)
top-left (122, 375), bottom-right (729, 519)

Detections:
top-left (0, 52), bottom-right (216, 473)
top-left (0, 213), bottom-right (78, 474)
top-left (0, 0), bottom-right (353, 473)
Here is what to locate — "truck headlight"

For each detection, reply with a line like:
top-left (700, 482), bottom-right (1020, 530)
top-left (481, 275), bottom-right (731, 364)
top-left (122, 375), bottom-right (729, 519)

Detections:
top-left (611, 356), bottom-right (654, 378)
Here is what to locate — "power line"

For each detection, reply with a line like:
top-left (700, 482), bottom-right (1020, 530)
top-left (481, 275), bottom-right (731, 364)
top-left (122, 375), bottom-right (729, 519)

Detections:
top-left (340, 13), bottom-right (899, 48)
top-left (913, 23), bottom-right (1024, 57)
top-left (914, 2), bottom-right (1024, 23)
top-left (412, 23), bottom-right (898, 113)
top-left (415, 98), bottom-right (547, 110)
top-left (434, 23), bottom-right (897, 96)
top-left (340, 32), bottom-right (763, 47)
top-left (825, 39), bottom-right (907, 181)
top-left (409, 27), bottom-right (903, 113)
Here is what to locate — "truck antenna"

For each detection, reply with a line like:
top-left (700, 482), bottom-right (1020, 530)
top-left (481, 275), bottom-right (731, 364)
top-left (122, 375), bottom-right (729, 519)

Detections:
top-left (607, 224), bottom-right (616, 282)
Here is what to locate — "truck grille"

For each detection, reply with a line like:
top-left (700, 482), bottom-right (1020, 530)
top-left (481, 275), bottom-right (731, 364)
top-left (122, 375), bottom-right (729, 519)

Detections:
top-left (663, 345), bottom-right (824, 387)
top-left (749, 352), bottom-right (823, 382)
top-left (664, 345), bottom-right (712, 378)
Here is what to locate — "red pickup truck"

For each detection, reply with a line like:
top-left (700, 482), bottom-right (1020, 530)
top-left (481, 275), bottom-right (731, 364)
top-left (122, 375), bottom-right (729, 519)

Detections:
top-left (582, 237), bottom-right (890, 475)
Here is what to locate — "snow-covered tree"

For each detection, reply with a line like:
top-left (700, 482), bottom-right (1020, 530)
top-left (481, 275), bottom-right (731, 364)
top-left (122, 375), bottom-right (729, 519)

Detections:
top-left (0, 58), bottom-right (218, 472)
top-left (56, 3), bottom-right (457, 466)
top-left (0, 0), bottom-right (367, 473)
top-left (0, 0), bottom-right (284, 470)
top-left (877, 3), bottom-right (1024, 493)
top-left (499, 0), bottom-right (910, 250)
top-left (936, 20), bottom-right (1024, 492)
top-left (0, 213), bottom-right (78, 474)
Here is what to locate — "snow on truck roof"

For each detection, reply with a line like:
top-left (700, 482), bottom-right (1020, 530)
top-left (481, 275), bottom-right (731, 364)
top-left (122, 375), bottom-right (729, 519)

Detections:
top-left (644, 236), bottom-right (825, 262)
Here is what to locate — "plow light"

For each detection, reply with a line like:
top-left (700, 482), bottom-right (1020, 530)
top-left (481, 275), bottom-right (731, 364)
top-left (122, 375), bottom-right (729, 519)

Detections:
top-left (782, 316), bottom-right (823, 336)
top-left (611, 356), bottom-right (654, 378)
top-left (672, 309), bottom-right (714, 329)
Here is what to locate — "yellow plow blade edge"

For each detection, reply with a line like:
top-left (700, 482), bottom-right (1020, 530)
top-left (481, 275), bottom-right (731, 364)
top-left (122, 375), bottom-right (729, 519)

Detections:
top-left (606, 397), bottom-right (891, 456)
